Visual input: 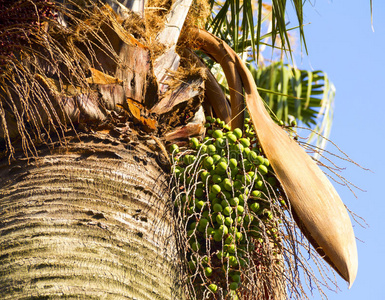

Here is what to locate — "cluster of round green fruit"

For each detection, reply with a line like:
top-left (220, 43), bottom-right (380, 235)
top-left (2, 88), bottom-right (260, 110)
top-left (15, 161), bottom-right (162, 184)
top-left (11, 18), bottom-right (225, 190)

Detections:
top-left (169, 117), bottom-right (281, 298)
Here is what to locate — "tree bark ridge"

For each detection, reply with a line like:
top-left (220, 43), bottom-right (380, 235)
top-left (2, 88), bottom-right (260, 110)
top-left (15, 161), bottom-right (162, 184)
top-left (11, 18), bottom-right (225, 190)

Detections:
top-left (0, 139), bottom-right (180, 299)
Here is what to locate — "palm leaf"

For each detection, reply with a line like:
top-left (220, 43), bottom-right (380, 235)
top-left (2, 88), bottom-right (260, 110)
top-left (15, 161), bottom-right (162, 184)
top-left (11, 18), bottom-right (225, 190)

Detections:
top-left (207, 0), bottom-right (307, 59)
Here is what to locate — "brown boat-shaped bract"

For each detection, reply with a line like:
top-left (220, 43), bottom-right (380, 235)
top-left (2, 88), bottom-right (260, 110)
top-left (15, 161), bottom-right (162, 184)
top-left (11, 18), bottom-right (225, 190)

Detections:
top-left (188, 27), bottom-right (358, 287)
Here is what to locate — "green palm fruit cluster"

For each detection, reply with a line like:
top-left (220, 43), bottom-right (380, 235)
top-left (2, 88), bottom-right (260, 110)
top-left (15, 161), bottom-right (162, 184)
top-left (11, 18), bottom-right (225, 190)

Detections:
top-left (169, 116), bottom-right (283, 298)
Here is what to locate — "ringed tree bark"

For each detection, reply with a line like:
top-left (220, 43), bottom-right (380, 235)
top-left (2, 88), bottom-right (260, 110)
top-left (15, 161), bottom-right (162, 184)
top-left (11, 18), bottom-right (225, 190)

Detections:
top-left (0, 137), bottom-right (181, 299)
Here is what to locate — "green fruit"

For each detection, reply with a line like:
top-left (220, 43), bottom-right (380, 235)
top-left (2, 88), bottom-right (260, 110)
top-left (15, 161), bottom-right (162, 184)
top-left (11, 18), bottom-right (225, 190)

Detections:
top-left (213, 232), bottom-right (223, 242)
top-left (223, 178), bottom-right (232, 191)
top-left (226, 244), bottom-right (236, 253)
top-left (183, 155), bottom-right (191, 165)
top-left (225, 216), bottom-right (233, 227)
top-left (230, 197), bottom-right (239, 206)
top-left (248, 171), bottom-right (256, 180)
top-left (195, 188), bottom-right (204, 198)
top-left (233, 128), bottom-right (242, 139)
top-left (208, 144), bottom-right (217, 155)
top-left (255, 180), bottom-right (264, 189)
top-left (204, 266), bottom-right (213, 277)
top-left (228, 255), bottom-right (238, 267)
top-left (243, 147), bottom-right (251, 157)
top-left (173, 168), bottom-right (181, 178)
top-left (191, 242), bottom-right (200, 252)
top-left (212, 198), bottom-right (221, 205)
top-left (204, 156), bottom-right (214, 169)
top-left (236, 143), bottom-right (244, 153)
top-left (213, 203), bottom-right (223, 213)
top-left (218, 224), bottom-right (228, 235)
top-left (231, 274), bottom-right (241, 283)
top-left (199, 218), bottom-right (209, 228)
top-left (226, 133), bottom-right (238, 144)
top-left (264, 210), bottom-right (273, 219)
top-left (256, 155), bottom-right (265, 165)
top-left (242, 160), bottom-right (252, 171)
top-left (239, 138), bottom-right (250, 148)
top-left (228, 226), bottom-right (237, 234)
top-left (198, 225), bottom-right (206, 233)
top-left (200, 170), bottom-right (209, 182)
top-left (251, 190), bottom-right (261, 198)
top-left (258, 164), bottom-right (268, 175)
top-left (189, 222), bottom-right (197, 230)
top-left (208, 283), bottom-right (218, 293)
top-left (199, 144), bottom-right (208, 154)
top-left (250, 202), bottom-right (260, 213)
top-left (189, 137), bottom-right (199, 149)
top-left (237, 205), bottom-right (244, 215)
top-left (233, 180), bottom-right (243, 190)
top-left (186, 176), bottom-right (193, 185)
top-left (223, 206), bottom-right (232, 216)
top-left (244, 186), bottom-right (250, 195)
top-left (216, 161), bottom-right (228, 174)
top-left (169, 144), bottom-right (179, 153)
top-left (195, 200), bottom-right (205, 210)
top-left (212, 154), bottom-right (221, 163)
top-left (264, 158), bottom-right (270, 167)
top-left (235, 232), bottom-right (243, 242)
top-left (221, 199), bottom-right (229, 208)
top-left (248, 150), bottom-right (258, 162)
top-left (241, 174), bottom-right (251, 185)
top-left (217, 250), bottom-right (228, 259)
top-left (188, 260), bottom-right (196, 270)
top-left (213, 174), bottom-right (222, 184)
top-left (225, 235), bottom-right (234, 244)
top-left (216, 214), bottom-right (225, 225)
top-left (229, 158), bottom-right (238, 170)
top-left (222, 191), bottom-right (231, 200)
top-left (212, 129), bottom-right (224, 139)
top-left (229, 282), bottom-right (239, 290)
top-left (212, 184), bottom-right (221, 194)
top-left (209, 192), bottom-right (217, 201)
top-left (206, 116), bottom-right (213, 123)
top-left (244, 214), bottom-right (254, 225)
top-left (216, 137), bottom-right (226, 149)
top-left (246, 130), bottom-right (255, 138)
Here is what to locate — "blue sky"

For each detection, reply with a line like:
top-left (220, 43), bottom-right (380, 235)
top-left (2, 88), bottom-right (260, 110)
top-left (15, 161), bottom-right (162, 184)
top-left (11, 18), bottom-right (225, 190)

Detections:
top-left (288, 1), bottom-right (385, 299)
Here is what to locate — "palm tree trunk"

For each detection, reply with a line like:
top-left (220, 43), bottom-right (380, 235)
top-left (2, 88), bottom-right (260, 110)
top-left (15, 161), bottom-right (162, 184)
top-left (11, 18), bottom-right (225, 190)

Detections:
top-left (0, 135), bottom-right (181, 299)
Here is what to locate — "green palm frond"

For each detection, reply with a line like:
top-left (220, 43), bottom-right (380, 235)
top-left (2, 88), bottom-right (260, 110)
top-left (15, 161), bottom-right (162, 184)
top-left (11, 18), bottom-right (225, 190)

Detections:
top-left (207, 0), bottom-right (307, 59)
